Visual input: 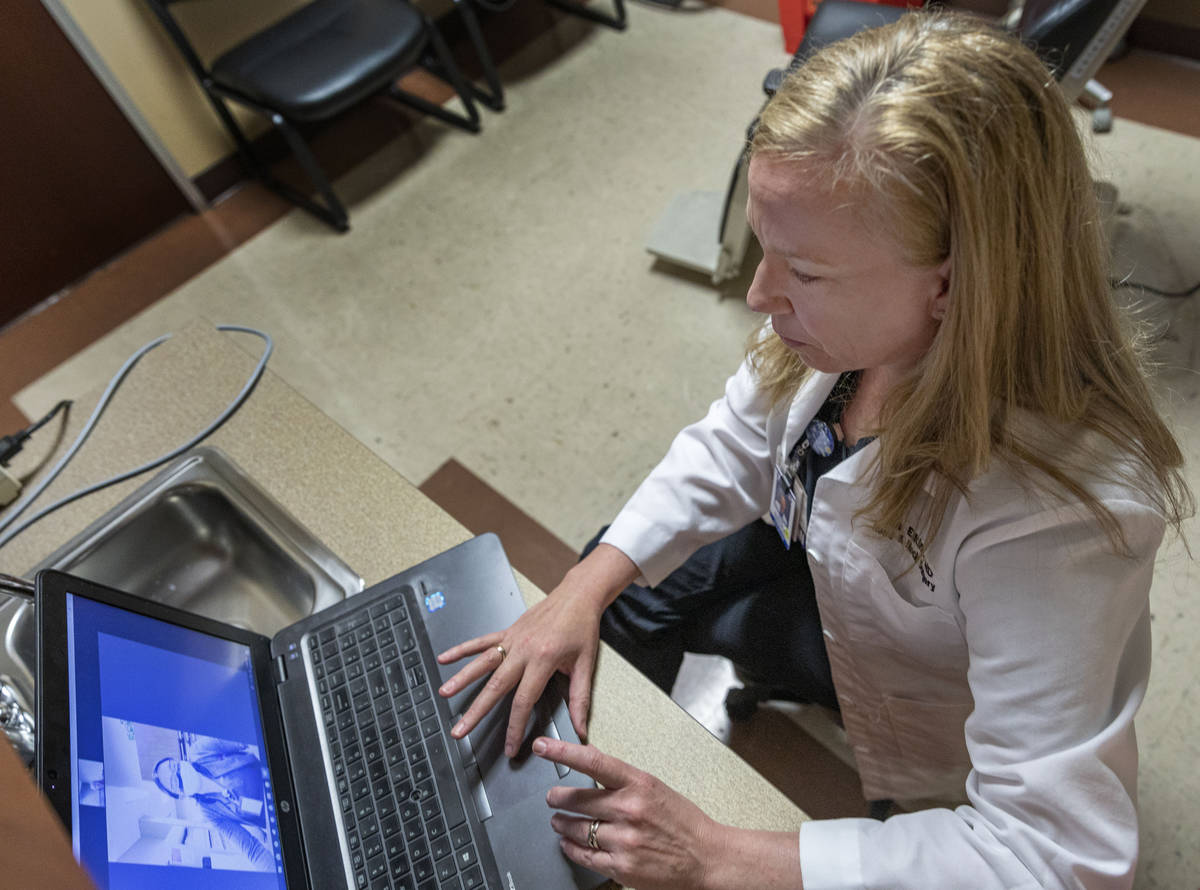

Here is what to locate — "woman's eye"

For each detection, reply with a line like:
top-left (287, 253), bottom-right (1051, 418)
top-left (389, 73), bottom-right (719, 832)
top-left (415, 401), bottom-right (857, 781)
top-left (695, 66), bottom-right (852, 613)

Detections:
top-left (790, 269), bottom-right (819, 284)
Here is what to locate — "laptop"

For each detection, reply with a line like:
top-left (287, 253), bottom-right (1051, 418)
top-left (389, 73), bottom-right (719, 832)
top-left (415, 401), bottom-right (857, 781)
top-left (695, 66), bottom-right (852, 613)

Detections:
top-left (35, 533), bottom-right (606, 890)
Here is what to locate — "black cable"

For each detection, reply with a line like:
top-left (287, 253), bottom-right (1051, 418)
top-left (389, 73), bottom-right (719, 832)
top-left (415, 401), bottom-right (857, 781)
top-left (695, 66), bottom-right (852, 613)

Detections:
top-left (0, 400), bottom-right (72, 467)
top-left (1111, 278), bottom-right (1200, 299)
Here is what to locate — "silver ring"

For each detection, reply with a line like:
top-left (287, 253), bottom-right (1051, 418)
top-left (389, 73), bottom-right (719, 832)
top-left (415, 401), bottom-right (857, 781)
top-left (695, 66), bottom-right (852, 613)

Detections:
top-left (587, 818), bottom-right (602, 851)
top-left (495, 644), bottom-right (507, 664)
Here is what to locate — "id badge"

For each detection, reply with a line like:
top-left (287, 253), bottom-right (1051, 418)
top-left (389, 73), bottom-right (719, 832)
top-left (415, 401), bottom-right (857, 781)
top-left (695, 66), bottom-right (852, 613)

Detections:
top-left (770, 467), bottom-right (808, 549)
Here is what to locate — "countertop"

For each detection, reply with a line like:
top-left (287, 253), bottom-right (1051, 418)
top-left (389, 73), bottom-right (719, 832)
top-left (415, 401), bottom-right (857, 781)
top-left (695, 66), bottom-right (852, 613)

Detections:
top-left (1, 320), bottom-right (808, 883)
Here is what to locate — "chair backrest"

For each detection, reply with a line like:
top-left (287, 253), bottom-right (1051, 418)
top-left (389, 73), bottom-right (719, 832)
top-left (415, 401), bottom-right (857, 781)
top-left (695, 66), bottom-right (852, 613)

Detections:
top-left (1018, 0), bottom-right (1149, 102)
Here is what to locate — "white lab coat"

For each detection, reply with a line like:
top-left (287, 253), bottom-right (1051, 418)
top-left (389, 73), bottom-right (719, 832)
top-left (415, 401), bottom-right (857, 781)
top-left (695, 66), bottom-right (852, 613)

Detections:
top-left (601, 361), bottom-right (1162, 889)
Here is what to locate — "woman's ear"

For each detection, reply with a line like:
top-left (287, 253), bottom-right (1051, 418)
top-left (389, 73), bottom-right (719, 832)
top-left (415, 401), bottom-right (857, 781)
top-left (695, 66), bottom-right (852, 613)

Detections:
top-left (931, 257), bottom-right (952, 320)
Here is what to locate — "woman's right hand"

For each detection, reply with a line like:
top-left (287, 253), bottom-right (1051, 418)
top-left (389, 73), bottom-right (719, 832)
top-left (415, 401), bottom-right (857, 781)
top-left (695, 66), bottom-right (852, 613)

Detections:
top-left (435, 543), bottom-right (639, 758)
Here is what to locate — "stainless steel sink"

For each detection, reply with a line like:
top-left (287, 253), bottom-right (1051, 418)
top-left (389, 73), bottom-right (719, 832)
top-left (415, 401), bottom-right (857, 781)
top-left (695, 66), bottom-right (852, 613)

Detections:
top-left (0, 447), bottom-right (363, 719)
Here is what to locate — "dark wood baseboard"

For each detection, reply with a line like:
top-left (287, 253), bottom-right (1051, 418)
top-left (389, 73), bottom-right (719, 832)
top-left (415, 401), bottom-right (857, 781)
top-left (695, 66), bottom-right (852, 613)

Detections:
top-left (418, 459), bottom-right (579, 595)
top-left (1129, 16), bottom-right (1200, 61)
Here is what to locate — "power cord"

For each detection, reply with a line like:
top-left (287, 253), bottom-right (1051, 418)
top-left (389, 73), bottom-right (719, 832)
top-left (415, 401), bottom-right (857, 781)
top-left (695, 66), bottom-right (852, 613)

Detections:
top-left (0, 325), bottom-right (273, 552)
top-left (0, 401), bottom-right (72, 468)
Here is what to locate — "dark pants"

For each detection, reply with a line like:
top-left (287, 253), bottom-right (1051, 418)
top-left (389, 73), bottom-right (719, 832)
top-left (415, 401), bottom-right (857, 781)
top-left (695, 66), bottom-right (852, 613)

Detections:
top-left (586, 520), bottom-right (839, 711)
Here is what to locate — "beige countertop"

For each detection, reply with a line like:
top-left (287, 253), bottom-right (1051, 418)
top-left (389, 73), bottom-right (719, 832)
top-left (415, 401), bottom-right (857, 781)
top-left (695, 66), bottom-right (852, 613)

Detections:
top-left (1, 320), bottom-right (808, 884)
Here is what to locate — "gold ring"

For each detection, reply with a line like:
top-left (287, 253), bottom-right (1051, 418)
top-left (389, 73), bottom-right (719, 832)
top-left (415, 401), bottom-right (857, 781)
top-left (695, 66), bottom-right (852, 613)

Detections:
top-left (495, 644), bottom-right (507, 664)
top-left (587, 818), bottom-right (602, 851)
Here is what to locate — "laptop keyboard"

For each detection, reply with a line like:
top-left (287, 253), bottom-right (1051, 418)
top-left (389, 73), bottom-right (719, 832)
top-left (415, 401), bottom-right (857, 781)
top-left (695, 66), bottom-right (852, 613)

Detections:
top-left (309, 595), bottom-right (488, 890)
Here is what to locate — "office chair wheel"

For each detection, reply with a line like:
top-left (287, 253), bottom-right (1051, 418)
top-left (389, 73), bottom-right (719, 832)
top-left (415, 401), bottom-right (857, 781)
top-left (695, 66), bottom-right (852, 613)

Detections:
top-left (724, 687), bottom-right (762, 722)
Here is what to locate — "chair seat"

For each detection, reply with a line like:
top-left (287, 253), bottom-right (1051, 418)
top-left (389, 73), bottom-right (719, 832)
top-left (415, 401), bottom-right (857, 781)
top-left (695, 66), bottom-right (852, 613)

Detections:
top-left (797, 0), bottom-right (908, 55)
top-left (211, 0), bottom-right (426, 122)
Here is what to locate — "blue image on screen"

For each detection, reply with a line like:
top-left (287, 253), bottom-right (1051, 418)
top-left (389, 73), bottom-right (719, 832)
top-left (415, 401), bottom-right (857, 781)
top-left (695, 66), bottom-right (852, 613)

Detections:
top-left (67, 593), bottom-right (289, 890)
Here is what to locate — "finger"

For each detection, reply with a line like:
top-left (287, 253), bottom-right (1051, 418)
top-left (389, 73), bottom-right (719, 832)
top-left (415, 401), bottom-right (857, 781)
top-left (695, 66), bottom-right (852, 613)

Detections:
top-left (558, 836), bottom-right (617, 879)
top-left (546, 785), bottom-right (617, 818)
top-left (531, 738), bottom-right (636, 788)
top-left (567, 650), bottom-right (594, 743)
top-left (549, 812), bottom-right (598, 849)
top-left (504, 665), bottom-right (556, 758)
top-left (437, 631), bottom-right (505, 665)
top-left (438, 645), bottom-right (507, 698)
top-left (451, 661), bottom-right (518, 739)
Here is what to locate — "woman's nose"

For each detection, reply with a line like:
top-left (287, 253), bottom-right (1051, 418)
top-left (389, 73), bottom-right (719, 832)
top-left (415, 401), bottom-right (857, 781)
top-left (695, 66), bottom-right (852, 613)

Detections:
top-left (745, 259), bottom-right (791, 316)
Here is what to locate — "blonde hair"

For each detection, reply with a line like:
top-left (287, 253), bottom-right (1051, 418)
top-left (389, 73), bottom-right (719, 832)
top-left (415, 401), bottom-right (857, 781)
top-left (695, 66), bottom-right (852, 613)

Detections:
top-left (747, 10), bottom-right (1191, 549)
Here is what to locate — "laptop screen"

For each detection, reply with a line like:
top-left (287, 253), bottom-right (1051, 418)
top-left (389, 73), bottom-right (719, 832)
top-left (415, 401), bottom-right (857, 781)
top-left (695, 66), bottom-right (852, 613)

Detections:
top-left (65, 591), bottom-right (289, 890)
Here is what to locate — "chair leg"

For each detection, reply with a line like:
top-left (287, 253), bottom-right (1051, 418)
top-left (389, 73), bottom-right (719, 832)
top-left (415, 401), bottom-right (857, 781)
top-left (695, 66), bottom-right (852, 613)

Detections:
top-left (389, 21), bottom-right (482, 133)
top-left (269, 114), bottom-right (351, 232)
top-left (208, 86), bottom-right (350, 231)
top-left (453, 0), bottom-right (505, 111)
top-left (544, 0), bottom-right (626, 31)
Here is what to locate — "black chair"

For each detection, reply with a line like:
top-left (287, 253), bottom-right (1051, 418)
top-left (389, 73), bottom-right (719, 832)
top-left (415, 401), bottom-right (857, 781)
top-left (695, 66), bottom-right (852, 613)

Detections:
top-left (146, 0), bottom-right (486, 231)
top-left (443, 0), bottom-right (628, 118)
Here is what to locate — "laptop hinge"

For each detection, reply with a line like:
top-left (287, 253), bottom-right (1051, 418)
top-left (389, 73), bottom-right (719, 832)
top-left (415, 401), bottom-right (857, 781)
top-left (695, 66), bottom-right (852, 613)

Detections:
top-left (275, 654), bottom-right (288, 684)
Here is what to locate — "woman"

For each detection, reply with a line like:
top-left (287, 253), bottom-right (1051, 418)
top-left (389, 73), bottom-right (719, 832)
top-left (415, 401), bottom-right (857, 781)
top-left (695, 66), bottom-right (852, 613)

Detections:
top-left (438, 11), bottom-right (1191, 888)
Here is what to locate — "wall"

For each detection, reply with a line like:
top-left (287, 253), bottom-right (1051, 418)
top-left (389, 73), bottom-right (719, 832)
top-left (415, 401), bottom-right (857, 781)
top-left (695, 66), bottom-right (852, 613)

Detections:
top-left (1142, 0), bottom-right (1200, 28)
top-left (53, 0), bottom-right (311, 179)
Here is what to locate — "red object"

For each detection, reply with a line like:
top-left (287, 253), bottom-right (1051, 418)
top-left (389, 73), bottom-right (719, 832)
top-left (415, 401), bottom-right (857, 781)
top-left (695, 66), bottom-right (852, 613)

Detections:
top-left (778, 0), bottom-right (923, 55)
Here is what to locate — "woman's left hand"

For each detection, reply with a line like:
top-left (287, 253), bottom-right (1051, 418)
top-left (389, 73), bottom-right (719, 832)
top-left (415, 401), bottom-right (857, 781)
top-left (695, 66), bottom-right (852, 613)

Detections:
top-left (533, 736), bottom-right (725, 890)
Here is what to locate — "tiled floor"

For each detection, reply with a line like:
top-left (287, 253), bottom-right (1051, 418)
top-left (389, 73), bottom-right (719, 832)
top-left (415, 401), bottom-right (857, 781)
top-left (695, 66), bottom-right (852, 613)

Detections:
top-left (2, 2), bottom-right (1199, 881)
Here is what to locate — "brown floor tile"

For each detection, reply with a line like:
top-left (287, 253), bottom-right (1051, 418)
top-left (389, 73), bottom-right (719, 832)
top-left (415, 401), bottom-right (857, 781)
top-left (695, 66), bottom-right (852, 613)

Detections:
top-left (1099, 50), bottom-right (1200, 140)
top-left (418, 459), bottom-right (579, 594)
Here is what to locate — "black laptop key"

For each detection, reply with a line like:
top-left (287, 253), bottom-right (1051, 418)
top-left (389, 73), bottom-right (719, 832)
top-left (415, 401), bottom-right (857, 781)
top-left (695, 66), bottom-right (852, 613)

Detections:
top-left (399, 623), bottom-right (416, 652)
top-left (400, 707), bottom-right (419, 731)
top-left (437, 856), bottom-right (458, 882)
top-left (369, 669), bottom-right (389, 699)
top-left (400, 798), bottom-right (420, 823)
top-left (426, 816), bottom-right (446, 842)
top-left (404, 650), bottom-right (422, 670)
top-left (432, 836), bottom-right (453, 862)
top-left (414, 857), bottom-right (436, 883)
top-left (368, 854), bottom-right (387, 880)
top-left (353, 778), bottom-right (371, 800)
top-left (362, 723), bottom-right (380, 748)
top-left (450, 825), bottom-right (471, 850)
top-left (461, 867), bottom-right (484, 890)
top-left (456, 846), bottom-right (477, 871)
top-left (335, 688), bottom-right (352, 713)
top-left (383, 814), bottom-right (402, 840)
top-left (386, 662), bottom-right (408, 696)
top-left (365, 835), bottom-right (384, 860)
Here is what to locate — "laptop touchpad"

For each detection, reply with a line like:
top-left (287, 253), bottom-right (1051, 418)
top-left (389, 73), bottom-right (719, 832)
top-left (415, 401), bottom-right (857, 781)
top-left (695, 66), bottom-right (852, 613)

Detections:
top-left (466, 690), bottom-right (568, 813)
